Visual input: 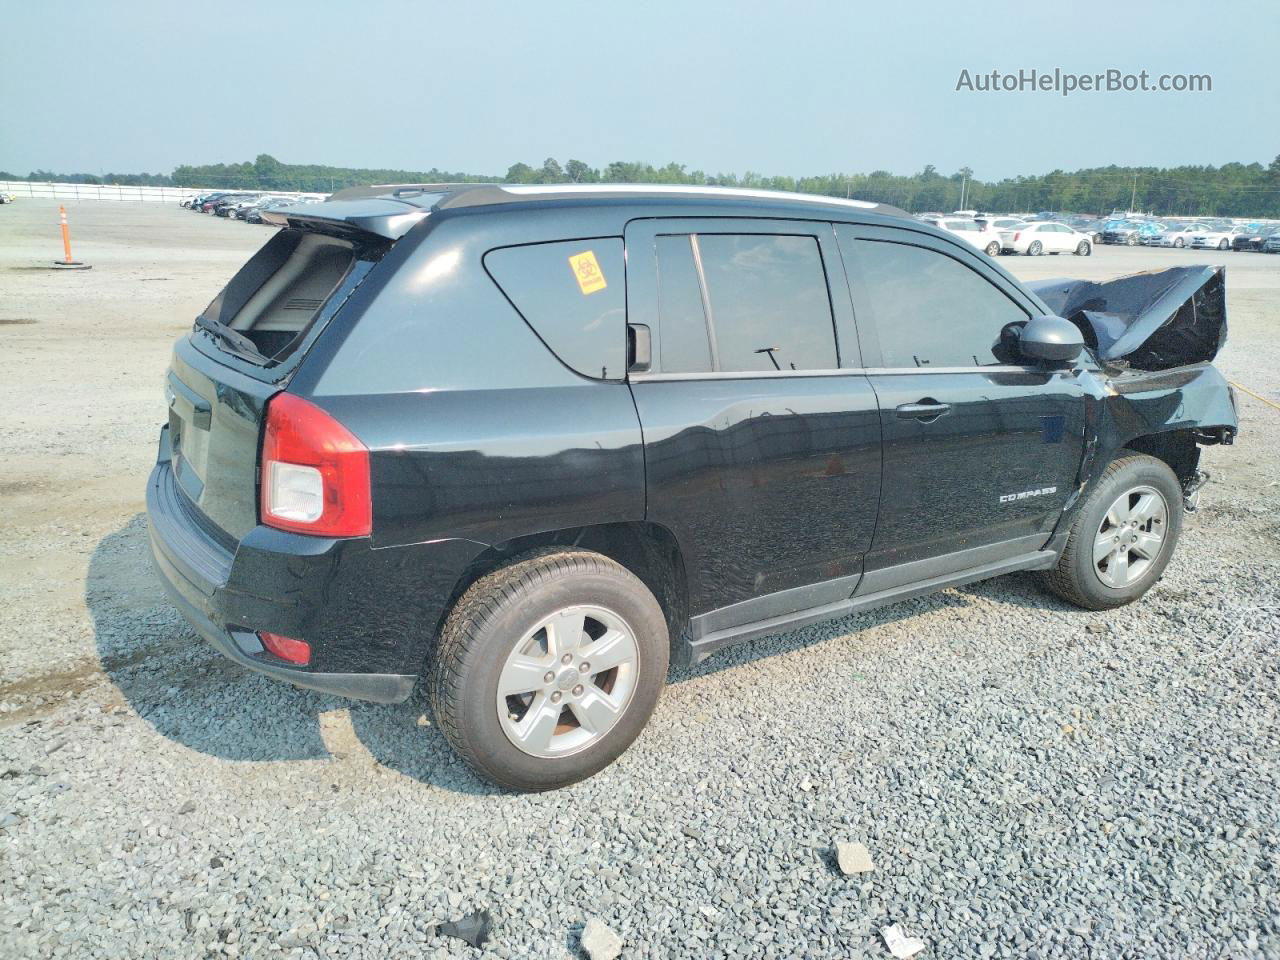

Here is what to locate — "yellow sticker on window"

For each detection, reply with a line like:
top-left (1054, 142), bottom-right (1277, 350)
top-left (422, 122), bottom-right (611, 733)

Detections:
top-left (568, 249), bottom-right (607, 295)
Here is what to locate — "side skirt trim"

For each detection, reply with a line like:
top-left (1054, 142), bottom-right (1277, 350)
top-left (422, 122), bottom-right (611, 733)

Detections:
top-left (682, 546), bottom-right (1059, 665)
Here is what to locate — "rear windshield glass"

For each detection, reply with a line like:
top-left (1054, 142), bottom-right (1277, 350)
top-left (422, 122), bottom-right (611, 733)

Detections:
top-left (484, 238), bottom-right (627, 380)
top-left (198, 228), bottom-right (365, 363)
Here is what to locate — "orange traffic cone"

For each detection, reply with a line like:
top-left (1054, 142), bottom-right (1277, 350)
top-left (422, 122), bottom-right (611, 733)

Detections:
top-left (51, 205), bottom-right (91, 269)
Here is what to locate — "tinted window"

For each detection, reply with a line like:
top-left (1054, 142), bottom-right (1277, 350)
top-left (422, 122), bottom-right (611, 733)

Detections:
top-left (485, 238), bottom-right (626, 379)
top-left (695, 234), bottom-right (836, 372)
top-left (654, 235), bottom-right (713, 373)
top-left (650, 233), bottom-right (837, 374)
top-left (841, 235), bottom-right (1028, 367)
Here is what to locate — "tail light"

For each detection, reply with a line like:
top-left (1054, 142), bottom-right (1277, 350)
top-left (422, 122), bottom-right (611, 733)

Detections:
top-left (260, 393), bottom-right (371, 537)
top-left (1013, 232), bottom-right (1021, 242)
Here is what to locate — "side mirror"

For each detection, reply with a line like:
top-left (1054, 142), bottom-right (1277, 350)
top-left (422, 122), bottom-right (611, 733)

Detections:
top-left (1019, 315), bottom-right (1084, 364)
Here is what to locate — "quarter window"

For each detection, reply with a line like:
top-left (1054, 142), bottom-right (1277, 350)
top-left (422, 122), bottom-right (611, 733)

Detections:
top-left (485, 238), bottom-right (626, 380)
top-left (651, 232), bottom-right (837, 374)
top-left (840, 234), bottom-right (1028, 367)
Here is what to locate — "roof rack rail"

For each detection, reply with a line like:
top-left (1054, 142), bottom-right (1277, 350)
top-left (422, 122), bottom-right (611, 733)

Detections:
top-left (326, 182), bottom-right (498, 203)
top-left (327, 182), bottom-right (910, 219)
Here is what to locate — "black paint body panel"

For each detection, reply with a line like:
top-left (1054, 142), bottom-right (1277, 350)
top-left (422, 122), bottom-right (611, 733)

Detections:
top-left (145, 189), bottom-right (1239, 699)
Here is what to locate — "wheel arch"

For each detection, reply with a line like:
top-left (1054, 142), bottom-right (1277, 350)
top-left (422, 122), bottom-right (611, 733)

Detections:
top-left (1121, 430), bottom-right (1203, 485)
top-left (437, 521), bottom-right (690, 655)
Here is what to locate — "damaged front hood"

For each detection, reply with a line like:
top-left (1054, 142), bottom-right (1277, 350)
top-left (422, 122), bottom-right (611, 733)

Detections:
top-left (1027, 265), bottom-right (1227, 370)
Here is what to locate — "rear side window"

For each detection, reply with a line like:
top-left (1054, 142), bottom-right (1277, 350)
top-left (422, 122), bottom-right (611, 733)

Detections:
top-left (485, 239), bottom-right (626, 380)
top-left (651, 233), bottom-right (837, 374)
top-left (840, 236), bottom-right (1028, 367)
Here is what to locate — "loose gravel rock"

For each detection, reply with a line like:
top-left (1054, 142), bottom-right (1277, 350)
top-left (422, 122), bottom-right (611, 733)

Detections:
top-left (836, 841), bottom-right (876, 876)
top-left (2, 203), bottom-right (1279, 959)
top-left (580, 917), bottom-right (623, 960)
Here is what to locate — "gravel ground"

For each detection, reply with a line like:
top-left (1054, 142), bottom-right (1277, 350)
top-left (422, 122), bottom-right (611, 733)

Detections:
top-left (1, 201), bottom-right (1278, 959)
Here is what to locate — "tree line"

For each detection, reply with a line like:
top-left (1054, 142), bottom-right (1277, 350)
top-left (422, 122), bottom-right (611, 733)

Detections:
top-left (5, 153), bottom-right (1280, 217)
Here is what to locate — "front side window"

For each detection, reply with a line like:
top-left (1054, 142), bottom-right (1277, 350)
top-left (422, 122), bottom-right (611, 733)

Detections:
top-left (650, 232), bottom-right (837, 374)
top-left (840, 234), bottom-right (1028, 368)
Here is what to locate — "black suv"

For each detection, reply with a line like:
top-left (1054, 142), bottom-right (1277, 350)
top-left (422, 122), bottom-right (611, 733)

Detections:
top-left (147, 184), bottom-right (1237, 790)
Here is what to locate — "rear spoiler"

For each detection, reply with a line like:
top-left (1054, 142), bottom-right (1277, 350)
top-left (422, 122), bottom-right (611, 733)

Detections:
top-left (1027, 265), bottom-right (1227, 370)
top-left (261, 197), bottom-right (430, 241)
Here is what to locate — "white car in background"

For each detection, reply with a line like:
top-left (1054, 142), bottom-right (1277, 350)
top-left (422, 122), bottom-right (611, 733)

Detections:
top-left (1148, 223), bottom-right (1215, 248)
top-left (976, 215), bottom-right (1028, 234)
top-left (931, 217), bottom-right (1004, 256)
top-left (1000, 221), bottom-right (1093, 256)
top-left (1189, 227), bottom-right (1246, 250)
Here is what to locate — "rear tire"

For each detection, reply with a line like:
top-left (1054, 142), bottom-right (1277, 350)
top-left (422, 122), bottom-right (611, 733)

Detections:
top-left (430, 550), bottom-right (668, 791)
top-left (1040, 454), bottom-right (1183, 611)
top-left (1027, 240), bottom-right (1042, 256)
top-left (1218, 239), bottom-right (1228, 250)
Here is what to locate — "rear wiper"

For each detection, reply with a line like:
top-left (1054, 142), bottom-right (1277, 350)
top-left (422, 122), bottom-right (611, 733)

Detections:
top-left (194, 315), bottom-right (267, 363)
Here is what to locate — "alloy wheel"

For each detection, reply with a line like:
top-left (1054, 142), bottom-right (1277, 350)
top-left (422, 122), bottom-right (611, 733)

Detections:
top-left (1093, 485), bottom-right (1169, 588)
top-left (496, 605), bottom-right (640, 758)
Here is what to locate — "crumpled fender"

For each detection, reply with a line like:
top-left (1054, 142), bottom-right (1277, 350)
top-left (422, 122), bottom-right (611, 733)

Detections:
top-left (1028, 266), bottom-right (1227, 370)
top-left (1069, 362), bottom-right (1238, 507)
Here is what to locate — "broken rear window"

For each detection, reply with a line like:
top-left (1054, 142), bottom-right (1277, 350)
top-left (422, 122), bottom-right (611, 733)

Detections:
top-left (198, 228), bottom-right (375, 364)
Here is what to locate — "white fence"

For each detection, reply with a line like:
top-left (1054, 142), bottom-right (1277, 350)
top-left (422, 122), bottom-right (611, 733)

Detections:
top-left (0, 181), bottom-right (322, 203)
top-left (0, 180), bottom-right (205, 203)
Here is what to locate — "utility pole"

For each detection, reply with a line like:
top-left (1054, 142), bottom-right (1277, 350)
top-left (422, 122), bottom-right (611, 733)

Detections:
top-left (959, 175), bottom-right (967, 211)
top-left (1131, 173), bottom-right (1138, 213)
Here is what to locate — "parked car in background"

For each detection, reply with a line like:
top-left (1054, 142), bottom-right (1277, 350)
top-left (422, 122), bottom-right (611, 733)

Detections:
top-left (1102, 220), bottom-right (1151, 245)
top-left (1065, 218), bottom-right (1105, 244)
top-left (1001, 221), bottom-right (1093, 256)
top-left (975, 215), bottom-right (1027, 234)
top-left (243, 197), bottom-right (300, 224)
top-left (1136, 222), bottom-right (1170, 245)
top-left (215, 194), bottom-right (261, 217)
top-left (145, 182), bottom-right (1237, 790)
top-left (0, 192), bottom-right (16, 204)
top-left (1148, 223), bottom-right (1214, 248)
top-left (1262, 233), bottom-right (1280, 254)
top-left (931, 216), bottom-right (1004, 256)
top-left (228, 195), bottom-right (290, 220)
top-left (1189, 227), bottom-right (1247, 250)
top-left (198, 193), bottom-right (239, 213)
top-left (1231, 226), bottom-right (1279, 251)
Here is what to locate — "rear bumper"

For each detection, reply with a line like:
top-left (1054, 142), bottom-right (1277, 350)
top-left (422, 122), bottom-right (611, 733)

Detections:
top-left (148, 519), bottom-right (415, 703)
top-left (146, 426), bottom-right (483, 703)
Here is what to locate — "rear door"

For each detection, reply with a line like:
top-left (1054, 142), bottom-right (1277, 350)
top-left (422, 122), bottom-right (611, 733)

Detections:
top-left (835, 224), bottom-right (1088, 590)
top-left (625, 218), bottom-right (882, 634)
top-left (1045, 224), bottom-right (1072, 252)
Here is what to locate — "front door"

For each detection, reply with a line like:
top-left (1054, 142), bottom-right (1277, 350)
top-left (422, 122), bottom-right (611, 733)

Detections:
top-left (624, 218), bottom-right (883, 633)
top-left (835, 224), bottom-right (1088, 590)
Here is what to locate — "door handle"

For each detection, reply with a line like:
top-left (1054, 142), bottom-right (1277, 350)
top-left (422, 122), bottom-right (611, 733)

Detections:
top-left (895, 399), bottom-right (951, 421)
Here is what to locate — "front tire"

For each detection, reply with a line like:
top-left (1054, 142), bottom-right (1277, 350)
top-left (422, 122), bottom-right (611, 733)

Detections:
top-left (984, 241), bottom-right (1000, 256)
top-left (1174, 237), bottom-right (1184, 248)
top-left (430, 550), bottom-right (669, 791)
top-left (1218, 239), bottom-right (1229, 250)
top-left (1041, 454), bottom-right (1183, 611)
top-left (1075, 240), bottom-right (1091, 256)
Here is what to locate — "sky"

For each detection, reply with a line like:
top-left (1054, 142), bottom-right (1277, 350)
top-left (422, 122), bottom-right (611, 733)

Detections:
top-left (1, 0), bottom-right (1277, 182)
